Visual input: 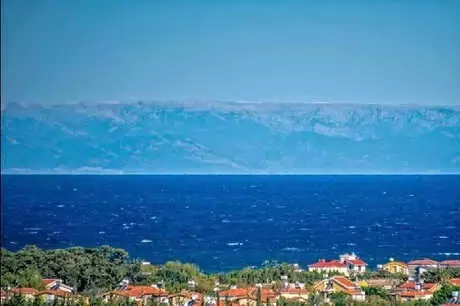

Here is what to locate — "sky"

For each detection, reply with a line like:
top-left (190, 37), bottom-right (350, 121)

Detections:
top-left (1, 0), bottom-right (459, 105)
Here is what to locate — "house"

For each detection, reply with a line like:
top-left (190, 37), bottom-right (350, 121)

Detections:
top-left (170, 290), bottom-right (203, 306)
top-left (441, 260), bottom-right (460, 269)
top-left (380, 260), bottom-right (409, 275)
top-left (278, 287), bottom-right (309, 302)
top-left (339, 253), bottom-right (367, 274)
top-left (308, 259), bottom-right (348, 275)
top-left (219, 287), bottom-right (250, 301)
top-left (394, 281), bottom-right (440, 302)
top-left (9, 288), bottom-right (38, 301)
top-left (449, 278), bottom-right (460, 287)
top-left (103, 285), bottom-right (169, 305)
top-left (0, 290), bottom-right (8, 304)
top-left (407, 259), bottom-right (439, 277)
top-left (219, 287), bottom-right (277, 306)
top-left (35, 289), bottom-right (74, 304)
top-left (42, 278), bottom-right (74, 293)
top-left (313, 276), bottom-right (366, 301)
top-left (358, 278), bottom-right (402, 290)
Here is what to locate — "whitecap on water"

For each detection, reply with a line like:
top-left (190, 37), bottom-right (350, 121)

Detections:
top-left (282, 247), bottom-right (301, 252)
top-left (24, 227), bottom-right (41, 231)
top-left (439, 236), bottom-right (449, 239)
top-left (98, 231), bottom-right (106, 234)
top-left (150, 216), bottom-right (157, 220)
top-left (221, 219), bottom-right (231, 223)
top-left (57, 204), bottom-right (65, 208)
top-left (141, 239), bottom-right (152, 243)
top-left (348, 225), bottom-right (356, 229)
top-left (227, 242), bottom-right (243, 246)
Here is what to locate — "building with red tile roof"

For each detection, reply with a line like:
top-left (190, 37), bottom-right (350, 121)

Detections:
top-left (395, 281), bottom-right (440, 302)
top-left (308, 259), bottom-right (348, 275)
top-left (7, 288), bottom-right (38, 301)
top-left (170, 290), bottom-right (203, 306)
top-left (103, 285), bottom-right (169, 305)
top-left (339, 253), bottom-right (367, 274)
top-left (279, 287), bottom-right (309, 302)
top-left (219, 287), bottom-right (250, 300)
top-left (312, 276), bottom-right (365, 301)
top-left (449, 278), bottom-right (460, 287)
top-left (407, 258), bottom-right (439, 277)
top-left (41, 278), bottom-right (74, 293)
top-left (441, 260), bottom-right (460, 268)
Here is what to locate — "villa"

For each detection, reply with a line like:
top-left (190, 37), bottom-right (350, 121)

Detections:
top-left (441, 260), bottom-right (460, 269)
top-left (279, 287), bottom-right (309, 302)
top-left (394, 281), bottom-right (440, 302)
top-left (170, 290), bottom-right (203, 306)
top-left (308, 259), bottom-right (348, 275)
top-left (339, 253), bottom-right (367, 274)
top-left (313, 276), bottom-right (366, 301)
top-left (449, 278), bottom-right (460, 287)
top-left (380, 259), bottom-right (409, 275)
top-left (42, 278), bottom-right (74, 293)
top-left (219, 287), bottom-right (250, 301)
top-left (407, 259), bottom-right (439, 276)
top-left (35, 289), bottom-right (75, 304)
top-left (10, 288), bottom-right (38, 301)
top-left (103, 284), bottom-right (169, 305)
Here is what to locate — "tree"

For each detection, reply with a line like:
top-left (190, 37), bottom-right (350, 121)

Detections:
top-left (362, 286), bottom-right (390, 301)
top-left (329, 292), bottom-right (349, 306)
top-left (256, 287), bottom-right (262, 306)
top-left (5, 294), bottom-right (27, 306)
top-left (430, 284), bottom-right (460, 305)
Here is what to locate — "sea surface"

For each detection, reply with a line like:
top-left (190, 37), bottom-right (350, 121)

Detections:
top-left (1, 175), bottom-right (459, 272)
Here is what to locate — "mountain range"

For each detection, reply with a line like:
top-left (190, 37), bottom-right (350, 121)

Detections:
top-left (2, 101), bottom-right (459, 174)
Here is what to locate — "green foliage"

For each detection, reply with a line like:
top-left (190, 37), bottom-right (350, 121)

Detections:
top-left (217, 264), bottom-right (323, 287)
top-left (256, 287), bottom-right (262, 306)
top-left (329, 291), bottom-right (349, 306)
top-left (362, 286), bottom-right (390, 301)
top-left (1, 245), bottom-right (138, 292)
top-left (4, 294), bottom-right (28, 306)
top-left (359, 270), bottom-right (407, 281)
top-left (430, 284), bottom-right (460, 305)
top-left (422, 267), bottom-right (460, 283)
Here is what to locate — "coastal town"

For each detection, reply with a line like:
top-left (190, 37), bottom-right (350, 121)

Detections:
top-left (1, 251), bottom-right (459, 306)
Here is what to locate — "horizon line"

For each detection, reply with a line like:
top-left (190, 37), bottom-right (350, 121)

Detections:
top-left (2, 172), bottom-right (460, 176)
top-left (3, 99), bottom-right (460, 109)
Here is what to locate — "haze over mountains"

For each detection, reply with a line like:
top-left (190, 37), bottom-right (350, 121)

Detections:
top-left (2, 101), bottom-right (459, 174)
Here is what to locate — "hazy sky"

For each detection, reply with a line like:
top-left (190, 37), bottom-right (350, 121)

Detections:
top-left (1, 0), bottom-right (459, 105)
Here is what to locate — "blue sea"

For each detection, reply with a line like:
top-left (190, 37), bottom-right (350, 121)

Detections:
top-left (1, 175), bottom-right (459, 272)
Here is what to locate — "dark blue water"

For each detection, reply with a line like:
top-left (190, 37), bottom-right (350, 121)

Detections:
top-left (1, 175), bottom-right (459, 272)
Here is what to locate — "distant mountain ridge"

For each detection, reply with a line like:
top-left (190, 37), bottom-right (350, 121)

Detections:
top-left (2, 101), bottom-right (460, 174)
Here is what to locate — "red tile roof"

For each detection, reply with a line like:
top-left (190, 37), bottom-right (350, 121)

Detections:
top-left (441, 260), bottom-right (460, 267)
top-left (251, 287), bottom-right (276, 300)
top-left (36, 290), bottom-right (72, 298)
top-left (42, 279), bottom-right (58, 286)
top-left (450, 278), bottom-right (460, 286)
top-left (407, 259), bottom-right (439, 266)
top-left (399, 291), bottom-right (432, 297)
top-left (280, 288), bottom-right (309, 294)
top-left (401, 291), bottom-right (431, 298)
top-left (309, 260), bottom-right (346, 268)
top-left (112, 285), bottom-right (168, 298)
top-left (219, 288), bottom-right (249, 298)
top-left (346, 258), bottom-right (367, 266)
top-left (11, 288), bottom-right (38, 295)
top-left (384, 261), bottom-right (408, 267)
top-left (333, 277), bottom-right (356, 289)
top-left (399, 281), bottom-right (436, 290)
